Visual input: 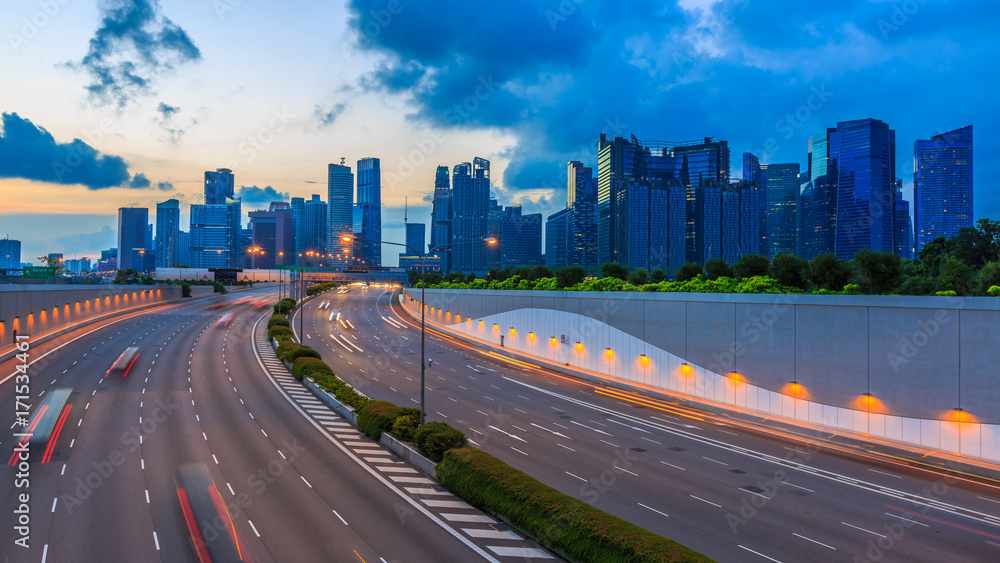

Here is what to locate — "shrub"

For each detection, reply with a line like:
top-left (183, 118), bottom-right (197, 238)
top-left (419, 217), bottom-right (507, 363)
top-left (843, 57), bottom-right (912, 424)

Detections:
top-left (391, 408), bottom-right (421, 442)
top-left (212, 281), bottom-right (227, 294)
top-left (268, 325), bottom-right (294, 341)
top-left (290, 357), bottom-right (332, 381)
top-left (437, 448), bottom-right (714, 563)
top-left (674, 262), bottom-right (702, 283)
top-left (414, 421), bottom-right (467, 462)
top-left (989, 285), bottom-right (1000, 296)
top-left (275, 340), bottom-right (308, 362)
top-left (179, 281), bottom-right (192, 298)
top-left (311, 371), bottom-right (370, 410)
top-left (935, 290), bottom-right (958, 297)
top-left (273, 300), bottom-right (292, 315)
top-left (734, 253), bottom-right (770, 280)
top-left (267, 315), bottom-right (289, 330)
top-left (357, 401), bottom-right (404, 439)
top-left (843, 283), bottom-right (862, 295)
top-left (284, 345), bottom-right (322, 362)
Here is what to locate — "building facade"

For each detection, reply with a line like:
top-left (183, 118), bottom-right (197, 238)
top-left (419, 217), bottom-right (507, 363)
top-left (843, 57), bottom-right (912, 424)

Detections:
top-left (301, 195), bottom-right (327, 268)
top-left (430, 165), bottom-right (452, 272)
top-left (328, 161), bottom-right (354, 268)
top-left (205, 168), bottom-right (235, 205)
top-left (501, 206), bottom-right (543, 268)
top-left (0, 237), bottom-right (21, 270)
top-left (117, 207), bottom-right (149, 270)
top-left (190, 202), bottom-right (241, 268)
top-left (567, 161), bottom-right (598, 268)
top-left (353, 157), bottom-right (382, 267)
top-left (155, 199), bottom-right (180, 268)
top-left (545, 208), bottom-right (570, 269)
top-left (249, 209), bottom-right (295, 269)
top-left (451, 158), bottom-right (490, 273)
top-left (914, 125), bottom-right (973, 252)
top-left (291, 196), bottom-right (305, 266)
top-left (797, 131), bottom-right (838, 260)
top-left (761, 163), bottom-right (800, 258)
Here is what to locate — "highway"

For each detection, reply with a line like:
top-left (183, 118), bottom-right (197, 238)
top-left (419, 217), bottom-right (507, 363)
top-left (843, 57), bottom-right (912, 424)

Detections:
top-left (0, 288), bottom-right (518, 562)
top-left (297, 285), bottom-right (1000, 563)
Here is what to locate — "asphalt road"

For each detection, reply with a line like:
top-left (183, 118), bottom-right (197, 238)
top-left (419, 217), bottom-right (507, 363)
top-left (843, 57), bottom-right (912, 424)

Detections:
top-left (297, 285), bottom-right (1000, 563)
top-left (0, 288), bottom-right (499, 562)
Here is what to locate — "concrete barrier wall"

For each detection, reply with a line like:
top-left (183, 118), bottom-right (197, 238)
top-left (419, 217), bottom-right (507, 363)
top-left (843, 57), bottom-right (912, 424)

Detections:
top-left (0, 284), bottom-right (181, 345)
top-left (405, 289), bottom-right (1000, 464)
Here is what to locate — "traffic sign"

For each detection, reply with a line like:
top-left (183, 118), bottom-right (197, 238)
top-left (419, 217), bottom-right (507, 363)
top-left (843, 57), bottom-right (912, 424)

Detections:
top-left (23, 266), bottom-right (56, 279)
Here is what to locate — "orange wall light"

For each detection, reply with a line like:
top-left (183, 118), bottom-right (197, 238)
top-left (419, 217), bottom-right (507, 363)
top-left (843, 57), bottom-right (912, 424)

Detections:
top-left (575, 342), bottom-right (584, 351)
top-left (639, 354), bottom-right (650, 366)
top-left (604, 348), bottom-right (614, 359)
top-left (679, 363), bottom-right (693, 376)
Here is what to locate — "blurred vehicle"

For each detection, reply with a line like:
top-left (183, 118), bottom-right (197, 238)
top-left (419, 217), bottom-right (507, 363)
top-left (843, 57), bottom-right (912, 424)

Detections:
top-left (176, 463), bottom-right (253, 562)
top-left (105, 347), bottom-right (140, 378)
top-left (7, 388), bottom-right (72, 465)
top-left (216, 313), bottom-right (234, 327)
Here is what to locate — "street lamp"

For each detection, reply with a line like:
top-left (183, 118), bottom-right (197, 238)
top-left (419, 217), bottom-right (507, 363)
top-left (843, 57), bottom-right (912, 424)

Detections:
top-left (342, 234), bottom-right (497, 424)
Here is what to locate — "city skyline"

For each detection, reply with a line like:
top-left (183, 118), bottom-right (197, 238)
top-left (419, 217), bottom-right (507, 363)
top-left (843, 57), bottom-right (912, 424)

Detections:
top-left (0, 1), bottom-right (995, 263)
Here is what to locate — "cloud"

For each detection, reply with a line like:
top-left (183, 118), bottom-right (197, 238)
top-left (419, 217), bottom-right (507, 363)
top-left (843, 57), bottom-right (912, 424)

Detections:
top-left (157, 102), bottom-right (179, 119)
top-left (313, 103), bottom-right (347, 129)
top-left (129, 173), bottom-right (151, 188)
top-left (0, 112), bottom-right (131, 189)
top-left (304, 180), bottom-right (319, 184)
top-left (348, 0), bottom-right (1000, 218)
top-left (69, 0), bottom-right (201, 108)
top-left (235, 185), bottom-right (290, 206)
top-left (48, 225), bottom-right (118, 256)
top-left (157, 181), bottom-right (173, 191)
top-left (155, 101), bottom-right (185, 142)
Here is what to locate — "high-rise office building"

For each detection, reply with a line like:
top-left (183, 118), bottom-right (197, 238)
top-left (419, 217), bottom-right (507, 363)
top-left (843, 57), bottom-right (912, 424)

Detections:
top-left (65, 257), bottom-right (91, 274)
top-left (353, 157), bottom-right (382, 267)
top-left (405, 223), bottom-right (426, 256)
top-left (249, 208), bottom-right (294, 268)
top-left (155, 199), bottom-right (180, 268)
top-left (205, 168), bottom-right (235, 204)
top-left (239, 227), bottom-right (252, 268)
top-left (546, 208), bottom-right (570, 269)
top-left (501, 206), bottom-right (543, 268)
top-left (831, 118), bottom-right (896, 259)
top-left (672, 137), bottom-right (730, 262)
top-left (301, 195), bottom-right (327, 268)
top-left (328, 161), bottom-right (354, 268)
top-left (798, 131), bottom-right (838, 260)
top-left (291, 197), bottom-right (305, 266)
top-left (893, 179), bottom-right (913, 259)
top-left (190, 201), bottom-right (241, 268)
top-left (914, 125), bottom-right (973, 252)
top-left (568, 161), bottom-right (598, 268)
top-left (177, 231), bottom-right (190, 266)
top-left (0, 237), bottom-right (21, 270)
top-left (485, 197), bottom-right (503, 271)
top-left (117, 207), bottom-right (149, 270)
top-left (430, 165), bottom-right (452, 272)
top-left (761, 163), bottom-right (800, 258)
top-left (452, 158), bottom-right (491, 272)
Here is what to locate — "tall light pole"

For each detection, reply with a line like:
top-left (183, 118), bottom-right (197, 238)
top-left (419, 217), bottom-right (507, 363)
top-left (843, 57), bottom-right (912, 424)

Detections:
top-left (342, 234), bottom-right (496, 424)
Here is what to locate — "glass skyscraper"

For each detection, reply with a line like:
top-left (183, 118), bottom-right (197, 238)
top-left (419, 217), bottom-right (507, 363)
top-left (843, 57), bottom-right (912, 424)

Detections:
top-left (568, 161), bottom-right (597, 268)
top-left (831, 118), bottom-right (896, 259)
top-left (204, 168), bottom-right (234, 205)
top-left (291, 197), bottom-right (305, 266)
top-left (0, 237), bottom-right (21, 270)
top-left (155, 199), bottom-right (179, 268)
top-left (914, 125), bottom-right (973, 252)
top-left (327, 161), bottom-right (354, 268)
top-left (501, 206), bottom-right (543, 268)
top-left (301, 195), bottom-right (327, 268)
top-left (405, 222), bottom-right (425, 257)
top-left (545, 208), bottom-right (569, 269)
top-left (117, 207), bottom-right (149, 270)
top-left (353, 157), bottom-right (382, 267)
top-left (451, 158), bottom-right (490, 273)
top-left (190, 202), bottom-right (241, 268)
top-left (430, 165), bottom-right (453, 272)
top-left (761, 163), bottom-right (800, 258)
top-left (798, 131), bottom-right (837, 260)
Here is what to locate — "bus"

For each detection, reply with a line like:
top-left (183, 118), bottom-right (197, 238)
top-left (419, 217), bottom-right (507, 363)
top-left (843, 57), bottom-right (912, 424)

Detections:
top-left (105, 346), bottom-right (140, 378)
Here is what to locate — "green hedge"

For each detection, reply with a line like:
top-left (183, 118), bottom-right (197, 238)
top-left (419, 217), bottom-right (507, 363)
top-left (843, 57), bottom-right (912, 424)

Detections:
top-left (283, 345), bottom-right (322, 362)
top-left (267, 314), bottom-right (289, 329)
top-left (988, 285), bottom-right (1000, 296)
top-left (413, 421), bottom-right (467, 461)
top-left (268, 325), bottom-right (294, 340)
top-left (273, 298), bottom-right (296, 315)
top-left (307, 281), bottom-right (339, 296)
top-left (357, 401), bottom-right (404, 439)
top-left (311, 371), bottom-right (370, 410)
top-left (438, 448), bottom-right (715, 563)
top-left (391, 408), bottom-right (421, 441)
top-left (290, 357), bottom-right (332, 381)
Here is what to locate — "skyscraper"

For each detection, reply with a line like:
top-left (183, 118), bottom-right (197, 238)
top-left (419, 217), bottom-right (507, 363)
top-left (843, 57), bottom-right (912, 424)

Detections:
top-left (0, 237), bottom-right (21, 270)
top-left (405, 223), bottom-right (426, 256)
top-left (914, 125), bottom-right (973, 252)
top-left (353, 157), bottom-right (382, 267)
top-left (546, 208), bottom-right (570, 269)
top-left (249, 208), bottom-right (294, 268)
top-left (761, 163), bottom-right (800, 258)
top-left (205, 168), bottom-right (235, 204)
top-left (430, 165), bottom-right (453, 271)
top-left (291, 197), bottom-right (305, 266)
top-left (485, 197), bottom-right (503, 271)
top-left (177, 231), bottom-right (190, 266)
top-left (831, 118), bottom-right (896, 259)
top-left (190, 202), bottom-right (241, 269)
top-left (117, 207), bottom-right (149, 270)
top-left (302, 195), bottom-right (327, 268)
top-left (155, 199), bottom-right (179, 268)
top-left (798, 131), bottom-right (838, 260)
top-left (501, 206), bottom-right (543, 268)
top-left (893, 179), bottom-right (913, 259)
top-left (327, 161), bottom-right (354, 268)
top-left (568, 161), bottom-right (597, 268)
top-left (451, 158), bottom-right (490, 272)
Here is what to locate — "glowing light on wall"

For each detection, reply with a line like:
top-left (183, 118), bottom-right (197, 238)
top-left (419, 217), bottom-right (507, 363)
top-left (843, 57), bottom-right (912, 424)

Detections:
top-left (604, 348), bottom-right (614, 359)
top-left (509, 327), bottom-right (516, 336)
top-left (679, 363), bottom-right (693, 376)
top-left (528, 332), bottom-right (535, 341)
top-left (639, 354), bottom-right (650, 366)
top-left (550, 336), bottom-right (558, 346)
top-left (575, 342), bottom-right (584, 351)
top-left (479, 320), bottom-right (484, 328)
top-left (493, 323), bottom-right (499, 332)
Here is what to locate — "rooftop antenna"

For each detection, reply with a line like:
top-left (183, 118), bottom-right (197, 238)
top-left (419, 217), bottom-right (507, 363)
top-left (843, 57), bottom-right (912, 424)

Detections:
top-left (404, 196), bottom-right (408, 225)
top-left (340, 157), bottom-right (345, 165)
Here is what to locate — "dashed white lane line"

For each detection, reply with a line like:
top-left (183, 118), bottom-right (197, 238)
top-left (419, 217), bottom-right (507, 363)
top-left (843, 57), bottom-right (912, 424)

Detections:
top-left (841, 521), bottom-right (886, 538)
top-left (332, 510), bottom-right (349, 525)
top-left (738, 545), bottom-right (781, 562)
top-left (301, 476), bottom-right (312, 488)
top-left (793, 532), bottom-right (836, 550)
top-left (248, 520), bottom-right (260, 537)
top-left (153, 532), bottom-right (160, 550)
top-left (51, 498), bottom-right (58, 512)
top-left (868, 468), bottom-right (902, 479)
top-left (41, 544), bottom-right (48, 563)
top-left (690, 495), bottom-right (721, 508)
top-left (145, 490), bottom-right (150, 503)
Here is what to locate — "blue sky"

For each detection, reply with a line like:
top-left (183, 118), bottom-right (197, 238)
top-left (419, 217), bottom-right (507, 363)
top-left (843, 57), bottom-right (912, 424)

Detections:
top-left (0, 0), bottom-right (995, 263)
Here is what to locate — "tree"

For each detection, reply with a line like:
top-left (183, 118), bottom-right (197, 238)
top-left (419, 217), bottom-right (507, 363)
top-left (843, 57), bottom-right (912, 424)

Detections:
top-left (628, 268), bottom-right (649, 285)
top-left (36, 254), bottom-right (68, 276)
top-left (529, 265), bottom-right (552, 281)
top-left (464, 272), bottom-right (477, 283)
top-left (979, 262), bottom-right (1000, 294)
top-left (445, 271), bottom-right (464, 283)
top-left (674, 262), bottom-right (703, 282)
top-left (485, 268), bottom-right (507, 283)
top-left (770, 254), bottom-right (810, 289)
top-left (853, 248), bottom-right (902, 294)
top-left (950, 218), bottom-right (1000, 268)
top-left (936, 255), bottom-right (978, 296)
top-left (809, 253), bottom-right (853, 291)
top-left (407, 270), bottom-right (422, 286)
top-left (733, 254), bottom-right (770, 280)
top-left (651, 268), bottom-right (667, 283)
top-left (703, 258), bottom-right (733, 281)
top-left (917, 236), bottom-right (950, 279)
top-left (113, 268), bottom-right (140, 285)
top-left (555, 265), bottom-right (586, 288)
top-left (601, 262), bottom-right (628, 280)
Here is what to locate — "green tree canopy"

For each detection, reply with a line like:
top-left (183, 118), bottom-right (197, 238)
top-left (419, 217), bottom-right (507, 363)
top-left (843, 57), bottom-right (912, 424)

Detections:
top-left (674, 262), bottom-right (703, 282)
top-left (771, 254), bottom-right (810, 290)
top-left (809, 253), bottom-right (853, 291)
top-left (733, 254), bottom-right (770, 280)
top-left (600, 262), bottom-right (628, 280)
top-left (854, 248), bottom-right (903, 294)
top-left (703, 258), bottom-right (733, 281)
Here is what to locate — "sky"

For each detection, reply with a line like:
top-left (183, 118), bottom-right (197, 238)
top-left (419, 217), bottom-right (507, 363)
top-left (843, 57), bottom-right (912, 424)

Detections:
top-left (0, 0), bottom-right (996, 265)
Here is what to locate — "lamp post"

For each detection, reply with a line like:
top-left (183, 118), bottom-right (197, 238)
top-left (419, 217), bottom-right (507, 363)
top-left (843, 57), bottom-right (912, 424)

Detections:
top-left (342, 234), bottom-right (497, 424)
